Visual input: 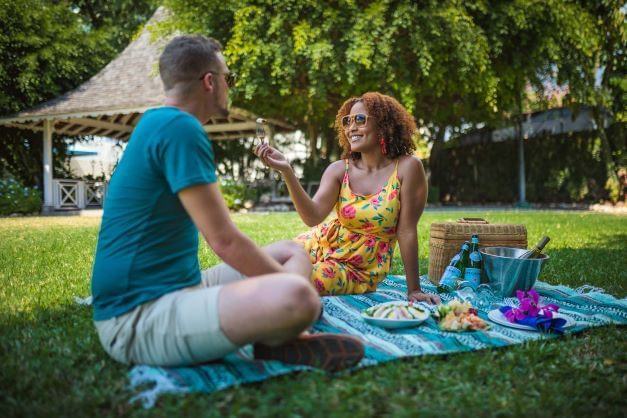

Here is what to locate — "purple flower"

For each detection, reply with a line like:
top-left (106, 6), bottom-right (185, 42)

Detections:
top-left (505, 290), bottom-right (560, 323)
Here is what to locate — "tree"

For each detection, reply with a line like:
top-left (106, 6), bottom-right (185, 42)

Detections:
top-left (0, 0), bottom-right (156, 188)
top-left (70, 0), bottom-right (158, 51)
top-left (160, 0), bottom-right (620, 198)
top-left (569, 0), bottom-right (626, 201)
top-left (159, 0), bottom-right (497, 176)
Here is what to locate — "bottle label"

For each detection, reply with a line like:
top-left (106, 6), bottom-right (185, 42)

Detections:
top-left (440, 266), bottom-right (462, 288)
top-left (463, 268), bottom-right (481, 289)
top-left (469, 252), bottom-right (482, 262)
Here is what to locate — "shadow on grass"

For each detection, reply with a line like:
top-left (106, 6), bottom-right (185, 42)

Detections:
top-left (0, 303), bottom-right (133, 417)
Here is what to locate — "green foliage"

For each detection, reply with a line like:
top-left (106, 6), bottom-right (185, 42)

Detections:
top-left (219, 178), bottom-right (255, 210)
top-left (70, 0), bottom-right (159, 51)
top-left (0, 172), bottom-right (42, 215)
top-left (0, 212), bottom-right (625, 416)
top-left (159, 0), bottom-right (623, 199)
top-left (159, 0), bottom-right (499, 158)
top-left (0, 0), bottom-right (156, 188)
top-left (0, 127), bottom-right (74, 189)
top-left (212, 137), bottom-right (257, 180)
top-left (0, 0), bottom-right (110, 114)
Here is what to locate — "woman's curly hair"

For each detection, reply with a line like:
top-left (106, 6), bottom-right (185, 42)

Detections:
top-left (335, 92), bottom-right (417, 160)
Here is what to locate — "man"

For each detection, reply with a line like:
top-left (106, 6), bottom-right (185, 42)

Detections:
top-left (91, 35), bottom-right (364, 372)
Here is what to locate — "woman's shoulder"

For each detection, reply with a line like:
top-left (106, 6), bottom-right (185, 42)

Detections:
top-left (321, 159), bottom-right (348, 181)
top-left (397, 155), bottom-right (424, 170)
top-left (396, 155), bottom-right (425, 181)
top-left (326, 159), bottom-right (348, 174)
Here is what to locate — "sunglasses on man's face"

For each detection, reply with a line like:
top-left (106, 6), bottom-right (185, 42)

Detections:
top-left (341, 113), bottom-right (370, 128)
top-left (199, 71), bottom-right (237, 88)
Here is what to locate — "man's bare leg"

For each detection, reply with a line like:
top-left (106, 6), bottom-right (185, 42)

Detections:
top-left (260, 240), bottom-right (312, 279)
top-left (217, 273), bottom-right (364, 372)
top-left (257, 240), bottom-right (321, 323)
top-left (218, 273), bottom-right (318, 346)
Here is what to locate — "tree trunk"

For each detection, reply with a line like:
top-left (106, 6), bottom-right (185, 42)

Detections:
top-left (591, 106), bottom-right (620, 201)
top-left (323, 126), bottom-right (338, 161)
top-left (428, 126), bottom-right (446, 202)
top-left (306, 123), bottom-right (319, 165)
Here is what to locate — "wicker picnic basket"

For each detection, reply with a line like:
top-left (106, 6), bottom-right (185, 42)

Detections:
top-left (428, 218), bottom-right (527, 284)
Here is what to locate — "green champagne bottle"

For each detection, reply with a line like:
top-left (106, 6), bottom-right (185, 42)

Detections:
top-left (437, 242), bottom-right (470, 293)
top-left (518, 236), bottom-right (550, 259)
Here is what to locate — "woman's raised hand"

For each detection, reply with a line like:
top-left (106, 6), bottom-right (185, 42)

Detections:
top-left (254, 143), bottom-right (292, 173)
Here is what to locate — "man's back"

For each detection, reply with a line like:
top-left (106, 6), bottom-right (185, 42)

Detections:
top-left (91, 107), bottom-right (217, 321)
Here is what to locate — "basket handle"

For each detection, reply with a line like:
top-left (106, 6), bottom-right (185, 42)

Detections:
top-left (457, 217), bottom-right (489, 224)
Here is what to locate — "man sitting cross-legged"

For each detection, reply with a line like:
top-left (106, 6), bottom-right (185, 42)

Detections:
top-left (90, 35), bottom-right (364, 372)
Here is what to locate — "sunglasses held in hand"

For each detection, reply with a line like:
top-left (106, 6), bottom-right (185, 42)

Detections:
top-left (256, 118), bottom-right (266, 146)
top-left (341, 113), bottom-right (370, 128)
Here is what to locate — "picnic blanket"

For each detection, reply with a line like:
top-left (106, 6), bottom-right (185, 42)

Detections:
top-left (128, 275), bottom-right (627, 408)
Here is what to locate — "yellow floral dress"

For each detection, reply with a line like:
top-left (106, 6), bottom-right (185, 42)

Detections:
top-left (295, 159), bottom-right (400, 295)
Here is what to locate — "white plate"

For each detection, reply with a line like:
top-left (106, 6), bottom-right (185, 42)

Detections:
top-left (361, 301), bottom-right (430, 329)
top-left (487, 309), bottom-right (575, 331)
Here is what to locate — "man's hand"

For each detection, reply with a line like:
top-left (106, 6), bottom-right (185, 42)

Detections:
top-left (408, 290), bottom-right (440, 305)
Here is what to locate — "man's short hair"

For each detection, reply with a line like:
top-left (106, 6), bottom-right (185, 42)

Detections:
top-left (159, 35), bottom-right (223, 91)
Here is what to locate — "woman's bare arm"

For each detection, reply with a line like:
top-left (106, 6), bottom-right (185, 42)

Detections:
top-left (396, 156), bottom-right (440, 304)
top-left (255, 143), bottom-right (343, 226)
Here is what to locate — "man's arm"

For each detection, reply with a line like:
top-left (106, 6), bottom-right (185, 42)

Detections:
top-left (178, 183), bottom-right (286, 277)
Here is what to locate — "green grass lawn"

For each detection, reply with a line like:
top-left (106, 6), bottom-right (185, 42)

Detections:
top-left (1, 211), bottom-right (626, 417)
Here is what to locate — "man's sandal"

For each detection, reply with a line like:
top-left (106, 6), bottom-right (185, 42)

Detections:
top-left (253, 333), bottom-right (364, 372)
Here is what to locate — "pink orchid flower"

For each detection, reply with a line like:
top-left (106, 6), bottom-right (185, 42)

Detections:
top-left (505, 289), bottom-right (560, 322)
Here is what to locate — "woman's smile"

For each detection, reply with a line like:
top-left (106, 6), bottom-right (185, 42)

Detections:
top-left (350, 134), bottom-right (364, 143)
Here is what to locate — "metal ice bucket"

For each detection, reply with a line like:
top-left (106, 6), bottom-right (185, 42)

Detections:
top-left (479, 247), bottom-right (549, 297)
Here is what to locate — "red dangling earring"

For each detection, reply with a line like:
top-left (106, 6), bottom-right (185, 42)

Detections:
top-left (379, 137), bottom-right (388, 155)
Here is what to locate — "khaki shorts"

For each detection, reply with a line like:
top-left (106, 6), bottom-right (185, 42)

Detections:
top-left (94, 263), bottom-right (246, 367)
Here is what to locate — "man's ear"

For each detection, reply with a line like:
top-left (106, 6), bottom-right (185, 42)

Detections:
top-left (200, 73), bottom-right (214, 92)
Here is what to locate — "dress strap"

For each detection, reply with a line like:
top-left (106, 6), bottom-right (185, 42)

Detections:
top-left (390, 159), bottom-right (400, 180)
top-left (387, 160), bottom-right (401, 189)
top-left (344, 159), bottom-right (350, 171)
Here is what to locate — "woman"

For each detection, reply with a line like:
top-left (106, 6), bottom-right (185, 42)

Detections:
top-left (255, 92), bottom-right (440, 304)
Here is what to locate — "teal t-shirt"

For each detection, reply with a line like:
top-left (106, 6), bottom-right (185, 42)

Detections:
top-left (91, 107), bottom-right (217, 321)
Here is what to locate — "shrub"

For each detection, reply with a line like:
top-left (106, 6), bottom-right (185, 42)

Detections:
top-left (219, 178), bottom-right (255, 210)
top-left (0, 173), bottom-right (42, 215)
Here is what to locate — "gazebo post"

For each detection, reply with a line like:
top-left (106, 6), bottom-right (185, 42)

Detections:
top-left (42, 119), bottom-right (54, 213)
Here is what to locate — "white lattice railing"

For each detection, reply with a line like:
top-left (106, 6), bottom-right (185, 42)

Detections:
top-left (85, 181), bottom-right (106, 207)
top-left (52, 179), bottom-right (107, 209)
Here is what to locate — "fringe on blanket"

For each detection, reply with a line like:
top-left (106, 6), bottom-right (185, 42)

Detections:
top-left (575, 284), bottom-right (607, 295)
top-left (129, 366), bottom-right (191, 409)
top-left (74, 295), bottom-right (93, 306)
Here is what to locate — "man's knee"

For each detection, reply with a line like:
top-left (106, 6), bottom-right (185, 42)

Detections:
top-left (280, 240), bottom-right (307, 257)
top-left (278, 276), bottom-right (320, 323)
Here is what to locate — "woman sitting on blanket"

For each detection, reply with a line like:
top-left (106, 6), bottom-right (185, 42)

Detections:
top-left (255, 92), bottom-right (440, 305)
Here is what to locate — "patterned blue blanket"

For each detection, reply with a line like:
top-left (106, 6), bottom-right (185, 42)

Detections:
top-left (128, 276), bottom-right (627, 408)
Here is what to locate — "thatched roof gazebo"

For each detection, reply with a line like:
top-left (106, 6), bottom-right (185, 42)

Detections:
top-left (0, 7), bottom-right (290, 213)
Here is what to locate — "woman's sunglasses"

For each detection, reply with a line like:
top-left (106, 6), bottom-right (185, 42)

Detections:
top-left (341, 113), bottom-right (370, 128)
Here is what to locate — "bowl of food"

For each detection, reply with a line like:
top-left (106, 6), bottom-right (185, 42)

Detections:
top-left (479, 247), bottom-right (549, 297)
top-left (362, 301), bottom-right (430, 329)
